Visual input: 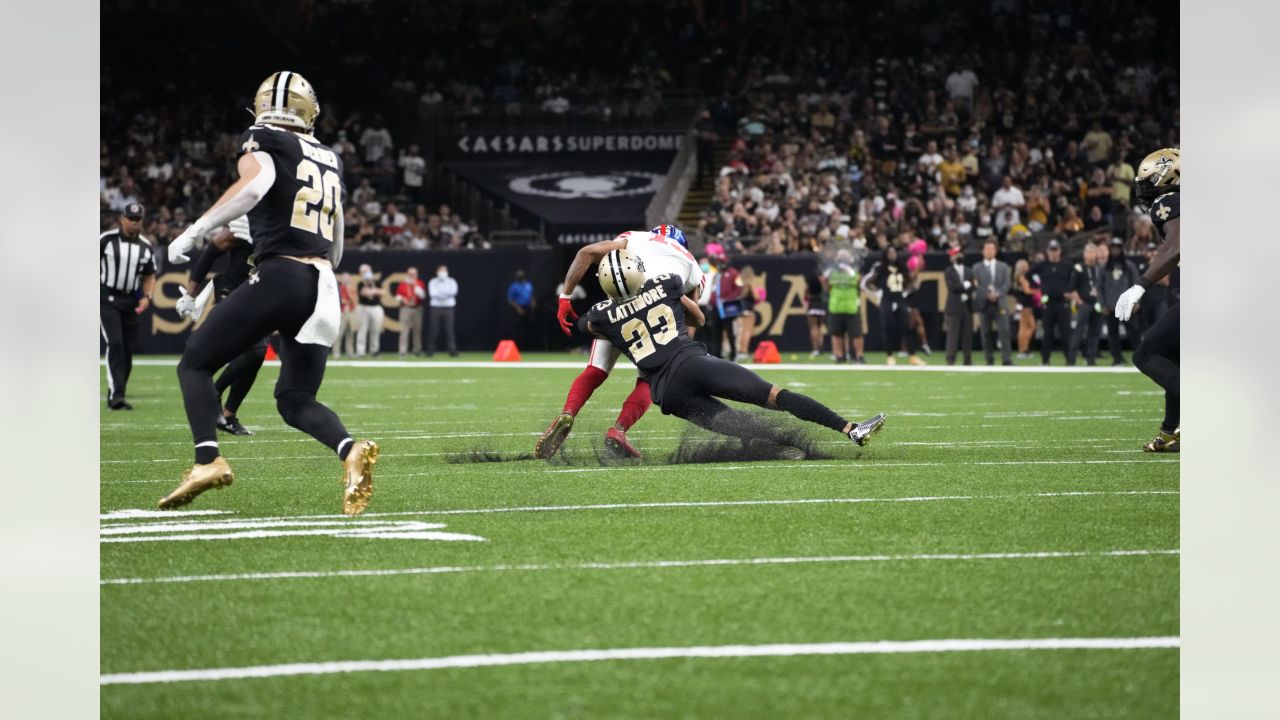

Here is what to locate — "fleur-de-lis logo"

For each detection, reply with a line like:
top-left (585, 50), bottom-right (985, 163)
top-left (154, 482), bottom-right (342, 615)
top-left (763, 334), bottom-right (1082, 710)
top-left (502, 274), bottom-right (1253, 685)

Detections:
top-left (1156, 205), bottom-right (1171, 221)
top-left (241, 135), bottom-right (260, 153)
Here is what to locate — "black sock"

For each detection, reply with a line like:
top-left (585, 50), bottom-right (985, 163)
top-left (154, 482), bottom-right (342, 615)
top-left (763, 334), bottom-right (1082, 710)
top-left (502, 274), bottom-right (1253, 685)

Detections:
top-left (337, 438), bottom-right (355, 461)
top-left (773, 389), bottom-right (849, 433)
top-left (1162, 392), bottom-right (1179, 433)
top-left (195, 443), bottom-right (219, 465)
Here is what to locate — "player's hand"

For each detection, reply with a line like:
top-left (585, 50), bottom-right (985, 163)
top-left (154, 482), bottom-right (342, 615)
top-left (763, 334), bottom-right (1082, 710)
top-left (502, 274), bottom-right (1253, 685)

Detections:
top-left (169, 222), bottom-right (206, 263)
top-left (556, 295), bottom-right (579, 335)
top-left (1115, 285), bottom-right (1145, 321)
top-left (175, 287), bottom-right (197, 319)
top-left (228, 215), bottom-right (252, 242)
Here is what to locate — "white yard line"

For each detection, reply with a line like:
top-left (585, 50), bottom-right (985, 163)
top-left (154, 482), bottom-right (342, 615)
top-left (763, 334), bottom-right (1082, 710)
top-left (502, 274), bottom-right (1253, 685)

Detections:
top-left (546, 458), bottom-right (1177, 474)
top-left (117, 358), bottom-right (1139, 374)
top-left (101, 490), bottom-right (1177, 527)
top-left (100, 548), bottom-right (1179, 587)
top-left (100, 636), bottom-right (1178, 685)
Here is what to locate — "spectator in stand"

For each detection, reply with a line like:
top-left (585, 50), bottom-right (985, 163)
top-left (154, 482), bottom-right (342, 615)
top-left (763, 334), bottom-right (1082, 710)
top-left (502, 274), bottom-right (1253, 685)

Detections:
top-left (427, 264), bottom-right (459, 357)
top-left (335, 272), bottom-right (358, 359)
top-left (398, 144), bottom-right (426, 203)
top-left (945, 62), bottom-right (979, 113)
top-left (804, 270), bottom-right (827, 358)
top-left (1098, 238), bottom-right (1139, 366)
top-left (359, 116), bottom-right (393, 165)
top-left (942, 247), bottom-right (974, 365)
top-left (380, 202), bottom-right (407, 241)
top-left (917, 140), bottom-right (943, 176)
top-left (395, 266), bottom-right (426, 357)
top-left (991, 175), bottom-right (1026, 220)
top-left (938, 149), bottom-right (966, 197)
top-left (1081, 120), bottom-right (1114, 166)
top-left (972, 239), bottom-right (1013, 366)
top-left (506, 270), bottom-right (536, 351)
top-left (355, 264), bottom-right (386, 358)
top-left (1012, 259), bottom-right (1040, 359)
top-left (822, 250), bottom-right (864, 364)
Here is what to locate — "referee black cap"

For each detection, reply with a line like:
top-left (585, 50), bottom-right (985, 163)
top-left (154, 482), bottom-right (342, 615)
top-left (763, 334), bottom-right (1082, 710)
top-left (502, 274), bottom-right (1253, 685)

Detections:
top-left (122, 203), bottom-right (145, 220)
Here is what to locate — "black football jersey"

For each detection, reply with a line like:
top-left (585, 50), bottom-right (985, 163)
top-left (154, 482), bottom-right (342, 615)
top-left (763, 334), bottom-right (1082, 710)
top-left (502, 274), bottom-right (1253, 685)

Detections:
top-left (869, 260), bottom-right (907, 301)
top-left (582, 274), bottom-right (707, 396)
top-left (1148, 192), bottom-right (1179, 240)
top-left (236, 124), bottom-right (345, 261)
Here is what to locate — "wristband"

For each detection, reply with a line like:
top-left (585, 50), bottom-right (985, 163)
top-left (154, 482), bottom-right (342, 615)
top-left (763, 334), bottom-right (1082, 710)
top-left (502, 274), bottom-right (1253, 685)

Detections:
top-left (559, 293), bottom-right (573, 300)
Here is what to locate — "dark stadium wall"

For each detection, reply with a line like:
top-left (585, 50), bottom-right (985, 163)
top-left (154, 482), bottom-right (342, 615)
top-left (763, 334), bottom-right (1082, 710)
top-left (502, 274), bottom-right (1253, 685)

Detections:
top-left (132, 251), bottom-right (972, 355)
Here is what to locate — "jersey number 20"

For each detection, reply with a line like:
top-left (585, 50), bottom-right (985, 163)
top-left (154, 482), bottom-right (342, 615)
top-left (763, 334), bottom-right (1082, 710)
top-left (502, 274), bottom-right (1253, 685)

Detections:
top-left (291, 160), bottom-right (341, 241)
top-left (621, 305), bottom-right (678, 361)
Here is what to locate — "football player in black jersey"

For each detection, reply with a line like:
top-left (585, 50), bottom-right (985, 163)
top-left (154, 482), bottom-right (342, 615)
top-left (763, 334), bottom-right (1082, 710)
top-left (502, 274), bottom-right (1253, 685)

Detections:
top-left (581, 249), bottom-right (886, 454)
top-left (161, 71), bottom-right (379, 514)
top-left (1116, 148), bottom-right (1180, 452)
top-left (176, 216), bottom-right (264, 436)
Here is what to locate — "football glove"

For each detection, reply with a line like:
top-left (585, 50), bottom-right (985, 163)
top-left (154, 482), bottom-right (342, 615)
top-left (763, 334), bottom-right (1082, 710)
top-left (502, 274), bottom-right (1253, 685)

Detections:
top-left (228, 215), bottom-right (252, 243)
top-left (556, 295), bottom-right (579, 335)
top-left (1115, 285), bottom-right (1145, 322)
top-left (169, 221), bottom-right (210, 264)
top-left (175, 283), bottom-right (215, 321)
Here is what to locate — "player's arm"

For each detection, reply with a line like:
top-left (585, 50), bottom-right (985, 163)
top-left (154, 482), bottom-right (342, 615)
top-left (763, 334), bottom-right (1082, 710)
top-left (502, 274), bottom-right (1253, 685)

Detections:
top-left (186, 229), bottom-right (240, 295)
top-left (556, 238), bottom-right (628, 334)
top-left (1138, 218), bottom-right (1179, 288)
top-left (169, 152), bottom-right (275, 262)
top-left (681, 295), bottom-right (706, 327)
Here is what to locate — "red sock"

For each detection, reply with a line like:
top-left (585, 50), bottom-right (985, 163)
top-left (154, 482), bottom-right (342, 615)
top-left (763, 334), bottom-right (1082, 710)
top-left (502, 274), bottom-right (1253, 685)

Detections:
top-left (615, 379), bottom-right (652, 431)
top-left (562, 366), bottom-right (609, 416)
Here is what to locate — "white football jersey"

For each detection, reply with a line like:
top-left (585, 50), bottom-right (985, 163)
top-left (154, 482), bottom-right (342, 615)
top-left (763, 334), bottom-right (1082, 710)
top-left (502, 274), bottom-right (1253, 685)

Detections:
top-left (619, 231), bottom-right (705, 297)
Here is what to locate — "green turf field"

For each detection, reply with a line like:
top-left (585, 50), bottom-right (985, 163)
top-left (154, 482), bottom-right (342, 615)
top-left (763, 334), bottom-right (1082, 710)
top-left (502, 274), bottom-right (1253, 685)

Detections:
top-left (100, 356), bottom-right (1178, 718)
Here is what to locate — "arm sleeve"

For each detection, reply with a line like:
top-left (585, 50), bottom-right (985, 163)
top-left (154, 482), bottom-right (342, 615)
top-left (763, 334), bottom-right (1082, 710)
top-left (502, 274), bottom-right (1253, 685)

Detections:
top-left (189, 241), bottom-right (228, 286)
top-left (195, 151), bottom-right (277, 233)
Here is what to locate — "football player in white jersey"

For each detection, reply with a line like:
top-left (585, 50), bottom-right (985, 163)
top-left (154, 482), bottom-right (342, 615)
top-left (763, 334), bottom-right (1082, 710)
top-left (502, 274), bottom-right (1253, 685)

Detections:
top-left (536, 225), bottom-right (704, 459)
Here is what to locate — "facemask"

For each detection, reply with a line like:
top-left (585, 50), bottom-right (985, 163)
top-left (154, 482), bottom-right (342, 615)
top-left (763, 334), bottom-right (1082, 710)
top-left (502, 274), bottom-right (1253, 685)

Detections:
top-left (700, 262), bottom-right (711, 272)
top-left (362, 271), bottom-right (373, 281)
top-left (437, 270), bottom-right (448, 278)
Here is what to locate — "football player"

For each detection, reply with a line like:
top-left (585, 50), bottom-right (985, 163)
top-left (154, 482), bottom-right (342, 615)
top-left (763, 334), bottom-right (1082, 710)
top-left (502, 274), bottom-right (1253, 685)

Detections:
top-left (536, 224), bottom-right (703, 460)
top-left (1116, 148), bottom-right (1180, 452)
top-left (580, 249), bottom-right (885, 452)
top-left (175, 216), bottom-right (263, 436)
top-left (160, 71), bottom-right (379, 514)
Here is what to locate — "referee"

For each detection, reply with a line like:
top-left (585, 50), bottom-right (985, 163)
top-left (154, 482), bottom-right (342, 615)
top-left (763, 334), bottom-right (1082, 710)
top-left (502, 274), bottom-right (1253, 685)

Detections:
top-left (100, 203), bottom-right (156, 410)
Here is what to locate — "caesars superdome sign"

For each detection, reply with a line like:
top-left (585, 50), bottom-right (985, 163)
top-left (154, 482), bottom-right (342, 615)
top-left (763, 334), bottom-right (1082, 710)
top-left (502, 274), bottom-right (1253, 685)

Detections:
top-left (439, 132), bottom-right (683, 159)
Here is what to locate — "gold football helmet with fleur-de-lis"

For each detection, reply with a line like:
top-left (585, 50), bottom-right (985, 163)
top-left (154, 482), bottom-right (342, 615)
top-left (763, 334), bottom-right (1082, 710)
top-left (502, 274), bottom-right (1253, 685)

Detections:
top-left (1134, 147), bottom-right (1179, 210)
top-left (248, 71), bottom-right (320, 132)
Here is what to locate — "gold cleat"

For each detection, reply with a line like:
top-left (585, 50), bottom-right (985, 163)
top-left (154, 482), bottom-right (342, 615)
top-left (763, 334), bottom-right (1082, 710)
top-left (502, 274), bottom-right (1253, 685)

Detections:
top-left (341, 440), bottom-right (379, 516)
top-left (158, 457), bottom-right (234, 509)
top-left (1143, 428), bottom-right (1180, 453)
top-left (534, 412), bottom-right (575, 459)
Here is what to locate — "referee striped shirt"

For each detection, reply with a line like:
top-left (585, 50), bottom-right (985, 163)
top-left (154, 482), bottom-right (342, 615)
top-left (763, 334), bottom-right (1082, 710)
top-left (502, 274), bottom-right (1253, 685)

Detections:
top-left (100, 229), bottom-right (155, 293)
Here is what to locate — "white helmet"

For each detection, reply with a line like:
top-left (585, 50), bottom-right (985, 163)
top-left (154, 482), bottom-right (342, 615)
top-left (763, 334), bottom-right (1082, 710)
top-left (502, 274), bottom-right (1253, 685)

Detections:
top-left (597, 248), bottom-right (646, 301)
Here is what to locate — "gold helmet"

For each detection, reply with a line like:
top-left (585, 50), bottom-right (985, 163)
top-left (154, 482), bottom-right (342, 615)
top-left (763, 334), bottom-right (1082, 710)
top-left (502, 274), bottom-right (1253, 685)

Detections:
top-left (250, 71), bottom-right (320, 132)
top-left (597, 248), bottom-right (647, 301)
top-left (1134, 148), bottom-right (1179, 209)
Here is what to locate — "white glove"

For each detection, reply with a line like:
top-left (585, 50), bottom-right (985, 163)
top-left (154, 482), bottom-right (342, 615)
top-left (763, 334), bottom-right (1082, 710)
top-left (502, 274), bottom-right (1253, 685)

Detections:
top-left (228, 215), bottom-right (252, 243)
top-left (176, 283), bottom-right (215, 321)
top-left (1115, 284), bottom-right (1145, 322)
top-left (169, 221), bottom-right (209, 263)
top-left (175, 287), bottom-right (197, 319)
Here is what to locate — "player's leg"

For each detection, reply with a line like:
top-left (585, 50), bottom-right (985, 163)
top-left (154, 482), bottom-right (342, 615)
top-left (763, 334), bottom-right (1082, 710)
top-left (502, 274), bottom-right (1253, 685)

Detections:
top-left (214, 337), bottom-right (268, 435)
top-left (534, 340), bottom-right (619, 458)
top-left (604, 376), bottom-right (651, 459)
top-left (1133, 302), bottom-right (1180, 451)
top-left (100, 304), bottom-right (128, 407)
top-left (163, 280), bottom-right (280, 509)
top-left (274, 335), bottom-right (378, 514)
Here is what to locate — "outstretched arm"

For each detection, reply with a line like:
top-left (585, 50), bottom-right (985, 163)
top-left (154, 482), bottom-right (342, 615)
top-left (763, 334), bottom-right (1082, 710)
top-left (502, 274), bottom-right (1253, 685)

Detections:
top-left (560, 238), bottom-right (627, 296)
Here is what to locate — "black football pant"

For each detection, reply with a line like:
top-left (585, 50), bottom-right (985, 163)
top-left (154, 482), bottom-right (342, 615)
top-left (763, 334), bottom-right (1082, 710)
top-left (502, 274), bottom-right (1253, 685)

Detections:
top-left (1040, 300), bottom-right (1075, 365)
top-left (881, 300), bottom-right (917, 355)
top-left (215, 336), bottom-right (268, 415)
top-left (178, 258), bottom-right (351, 463)
top-left (1132, 302), bottom-right (1179, 433)
top-left (659, 355), bottom-right (850, 442)
top-left (100, 295), bottom-right (139, 403)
